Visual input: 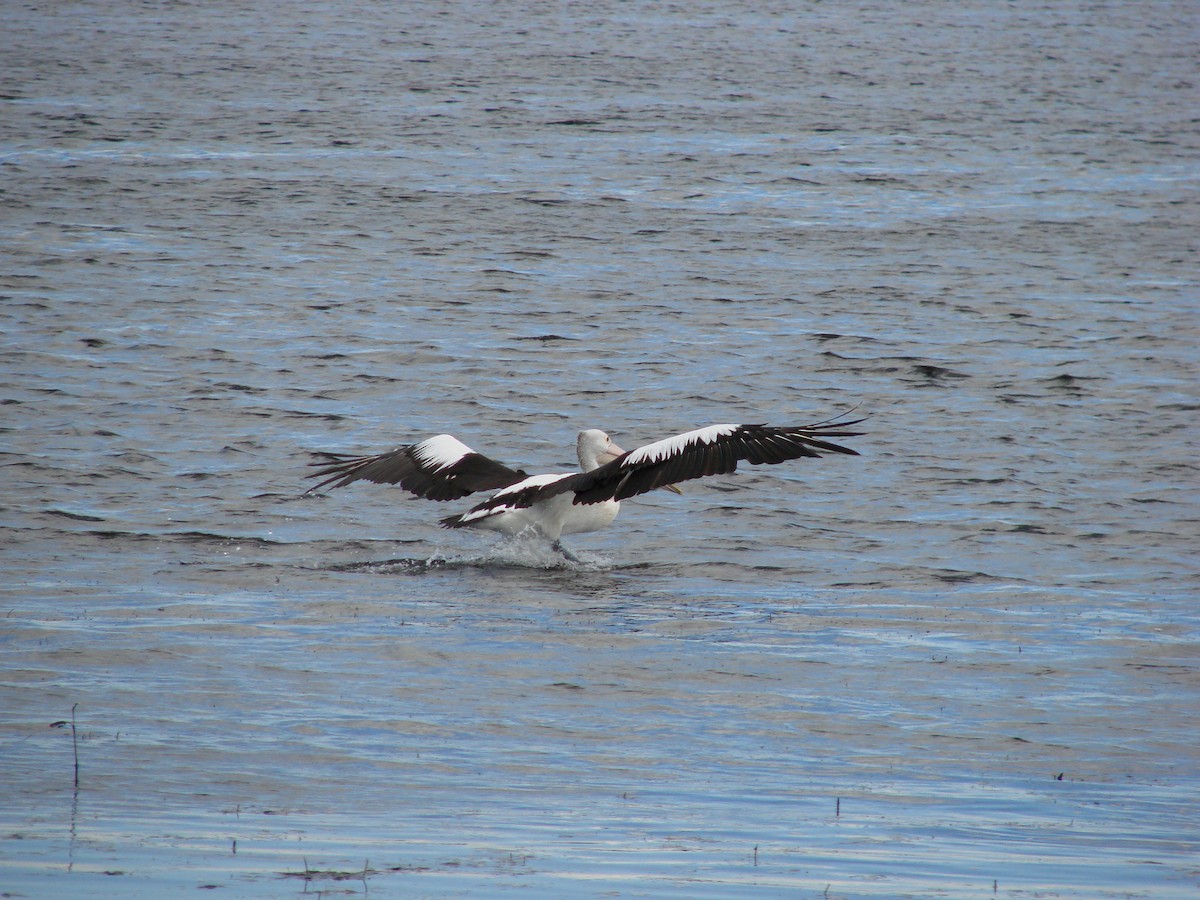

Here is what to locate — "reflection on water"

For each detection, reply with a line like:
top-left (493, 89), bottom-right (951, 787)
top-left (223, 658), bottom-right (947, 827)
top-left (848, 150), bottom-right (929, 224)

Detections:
top-left (2, 0), bottom-right (1197, 896)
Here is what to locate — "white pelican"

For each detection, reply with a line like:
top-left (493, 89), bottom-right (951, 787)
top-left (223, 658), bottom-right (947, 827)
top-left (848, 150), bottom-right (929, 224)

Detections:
top-left (307, 419), bottom-right (863, 559)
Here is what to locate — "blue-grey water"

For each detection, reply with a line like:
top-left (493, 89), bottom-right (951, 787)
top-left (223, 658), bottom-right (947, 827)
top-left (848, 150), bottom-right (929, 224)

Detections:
top-left (2, 1), bottom-right (1197, 897)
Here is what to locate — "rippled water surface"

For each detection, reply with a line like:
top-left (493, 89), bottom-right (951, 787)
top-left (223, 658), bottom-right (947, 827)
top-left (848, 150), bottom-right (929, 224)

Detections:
top-left (3, 1), bottom-right (1198, 897)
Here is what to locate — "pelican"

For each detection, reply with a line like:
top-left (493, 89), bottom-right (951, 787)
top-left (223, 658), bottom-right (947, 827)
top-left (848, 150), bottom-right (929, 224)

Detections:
top-left (306, 418), bottom-right (863, 559)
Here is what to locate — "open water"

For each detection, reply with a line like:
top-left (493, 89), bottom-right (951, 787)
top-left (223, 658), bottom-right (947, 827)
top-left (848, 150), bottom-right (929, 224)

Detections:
top-left (2, 1), bottom-right (1198, 897)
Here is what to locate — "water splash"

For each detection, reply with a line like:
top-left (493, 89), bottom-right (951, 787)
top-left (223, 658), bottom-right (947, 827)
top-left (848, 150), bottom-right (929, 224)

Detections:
top-left (323, 533), bottom-right (614, 574)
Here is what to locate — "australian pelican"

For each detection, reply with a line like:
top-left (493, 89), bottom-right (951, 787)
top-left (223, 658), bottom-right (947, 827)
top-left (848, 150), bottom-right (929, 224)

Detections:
top-left (307, 419), bottom-right (863, 559)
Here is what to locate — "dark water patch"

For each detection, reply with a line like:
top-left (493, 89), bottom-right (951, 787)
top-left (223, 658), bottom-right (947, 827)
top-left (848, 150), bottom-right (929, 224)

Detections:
top-left (1007, 523), bottom-right (1051, 534)
top-left (1044, 372), bottom-right (1101, 392)
top-left (929, 568), bottom-right (1010, 584)
top-left (212, 381), bottom-right (265, 393)
top-left (47, 528), bottom-right (292, 549)
top-left (911, 363), bottom-right (971, 381)
top-left (44, 508), bottom-right (106, 522)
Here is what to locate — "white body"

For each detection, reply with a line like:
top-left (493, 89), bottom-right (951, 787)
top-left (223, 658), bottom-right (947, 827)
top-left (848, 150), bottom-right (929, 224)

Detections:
top-left (453, 430), bottom-right (626, 540)
top-left (464, 483), bottom-right (621, 539)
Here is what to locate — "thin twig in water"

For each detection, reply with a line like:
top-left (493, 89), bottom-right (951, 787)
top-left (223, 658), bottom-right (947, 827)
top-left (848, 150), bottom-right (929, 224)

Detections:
top-left (50, 704), bottom-right (80, 789)
top-left (71, 703), bottom-right (79, 788)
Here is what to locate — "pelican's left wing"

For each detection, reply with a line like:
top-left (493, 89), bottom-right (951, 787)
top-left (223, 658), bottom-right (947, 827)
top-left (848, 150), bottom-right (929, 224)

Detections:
top-left (568, 420), bottom-right (864, 504)
top-left (306, 434), bottom-right (527, 501)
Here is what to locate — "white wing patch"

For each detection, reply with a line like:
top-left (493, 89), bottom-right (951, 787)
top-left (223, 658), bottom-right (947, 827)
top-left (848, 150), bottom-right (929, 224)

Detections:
top-left (623, 424), bottom-right (740, 466)
top-left (457, 473), bottom-right (574, 523)
top-left (492, 472), bottom-right (572, 498)
top-left (411, 434), bottom-right (474, 470)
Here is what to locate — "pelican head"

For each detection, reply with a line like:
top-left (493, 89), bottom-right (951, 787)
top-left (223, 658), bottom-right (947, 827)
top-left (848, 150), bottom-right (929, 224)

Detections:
top-left (576, 429), bottom-right (683, 494)
top-left (577, 429), bottom-right (625, 472)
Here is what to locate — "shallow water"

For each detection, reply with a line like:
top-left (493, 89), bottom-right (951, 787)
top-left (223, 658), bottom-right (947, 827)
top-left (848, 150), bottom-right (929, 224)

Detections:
top-left (2, 0), bottom-right (1198, 897)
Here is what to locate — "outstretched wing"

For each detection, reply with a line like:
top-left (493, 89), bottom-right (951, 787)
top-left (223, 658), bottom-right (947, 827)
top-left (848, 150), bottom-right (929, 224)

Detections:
top-left (569, 419), bottom-right (864, 504)
top-left (306, 433), bottom-right (527, 501)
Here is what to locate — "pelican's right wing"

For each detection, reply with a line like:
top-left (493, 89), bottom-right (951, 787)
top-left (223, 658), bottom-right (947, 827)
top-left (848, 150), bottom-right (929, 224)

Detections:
top-left (570, 419), bottom-right (865, 504)
top-left (306, 434), bottom-right (527, 501)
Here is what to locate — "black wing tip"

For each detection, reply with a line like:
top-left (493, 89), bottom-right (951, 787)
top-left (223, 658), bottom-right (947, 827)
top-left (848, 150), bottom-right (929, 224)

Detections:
top-left (743, 413), bottom-right (866, 434)
top-left (304, 451), bottom-right (365, 493)
top-left (723, 419), bottom-right (864, 461)
top-left (304, 470), bottom-right (352, 495)
top-left (796, 414), bottom-right (867, 432)
top-left (789, 412), bottom-right (868, 453)
top-left (794, 424), bottom-right (864, 457)
top-left (827, 443), bottom-right (860, 456)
